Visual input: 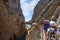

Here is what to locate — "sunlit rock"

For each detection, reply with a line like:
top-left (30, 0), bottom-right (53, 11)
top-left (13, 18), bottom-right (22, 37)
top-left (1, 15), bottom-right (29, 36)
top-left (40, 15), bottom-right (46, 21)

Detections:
top-left (31, 0), bottom-right (51, 22)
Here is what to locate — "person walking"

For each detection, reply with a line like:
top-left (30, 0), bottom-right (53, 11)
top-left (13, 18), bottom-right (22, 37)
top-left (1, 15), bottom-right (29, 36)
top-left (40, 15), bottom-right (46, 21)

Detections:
top-left (47, 21), bottom-right (57, 40)
top-left (43, 20), bottom-right (50, 40)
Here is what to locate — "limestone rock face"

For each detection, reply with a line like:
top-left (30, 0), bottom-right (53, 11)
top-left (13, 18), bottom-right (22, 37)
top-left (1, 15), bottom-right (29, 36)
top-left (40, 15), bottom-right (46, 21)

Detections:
top-left (54, 6), bottom-right (60, 19)
top-left (56, 6), bottom-right (60, 25)
top-left (0, 0), bottom-right (27, 40)
top-left (31, 0), bottom-right (51, 22)
top-left (43, 0), bottom-right (60, 21)
top-left (31, 0), bottom-right (60, 22)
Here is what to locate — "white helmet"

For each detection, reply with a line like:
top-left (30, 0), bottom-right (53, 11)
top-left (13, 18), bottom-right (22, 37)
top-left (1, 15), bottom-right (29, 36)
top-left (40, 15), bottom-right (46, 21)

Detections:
top-left (50, 21), bottom-right (57, 26)
top-left (44, 20), bottom-right (49, 24)
top-left (44, 20), bottom-right (49, 22)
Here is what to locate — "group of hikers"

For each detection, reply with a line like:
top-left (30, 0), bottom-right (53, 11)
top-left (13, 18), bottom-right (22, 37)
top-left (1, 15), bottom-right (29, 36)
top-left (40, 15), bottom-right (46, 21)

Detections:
top-left (43, 20), bottom-right (60, 40)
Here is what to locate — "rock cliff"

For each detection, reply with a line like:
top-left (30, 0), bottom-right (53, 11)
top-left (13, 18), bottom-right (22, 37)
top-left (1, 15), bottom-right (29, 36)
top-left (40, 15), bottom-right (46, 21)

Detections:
top-left (31, 0), bottom-right (60, 22)
top-left (31, 0), bottom-right (51, 22)
top-left (0, 0), bottom-right (27, 40)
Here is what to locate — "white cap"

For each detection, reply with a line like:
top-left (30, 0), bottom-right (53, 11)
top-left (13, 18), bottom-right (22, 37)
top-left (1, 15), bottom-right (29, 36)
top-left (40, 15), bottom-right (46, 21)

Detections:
top-left (44, 20), bottom-right (49, 24)
top-left (44, 20), bottom-right (49, 22)
top-left (50, 21), bottom-right (57, 26)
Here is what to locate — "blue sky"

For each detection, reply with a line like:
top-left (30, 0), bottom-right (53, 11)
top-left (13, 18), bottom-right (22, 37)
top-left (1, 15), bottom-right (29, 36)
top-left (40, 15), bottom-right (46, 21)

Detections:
top-left (20, 0), bottom-right (40, 22)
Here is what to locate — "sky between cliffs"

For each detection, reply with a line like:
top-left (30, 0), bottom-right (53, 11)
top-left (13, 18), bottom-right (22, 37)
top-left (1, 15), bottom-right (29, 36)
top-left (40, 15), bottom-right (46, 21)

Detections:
top-left (20, 0), bottom-right (40, 22)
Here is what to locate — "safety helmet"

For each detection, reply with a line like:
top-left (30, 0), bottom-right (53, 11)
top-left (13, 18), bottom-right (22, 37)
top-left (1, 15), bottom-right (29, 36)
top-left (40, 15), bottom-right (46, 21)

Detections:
top-left (44, 20), bottom-right (49, 24)
top-left (50, 21), bottom-right (57, 26)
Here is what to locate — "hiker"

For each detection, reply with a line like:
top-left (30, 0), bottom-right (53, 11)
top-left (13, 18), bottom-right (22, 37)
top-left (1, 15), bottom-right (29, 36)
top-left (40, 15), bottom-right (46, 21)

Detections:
top-left (43, 20), bottom-right (50, 39)
top-left (47, 21), bottom-right (57, 40)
